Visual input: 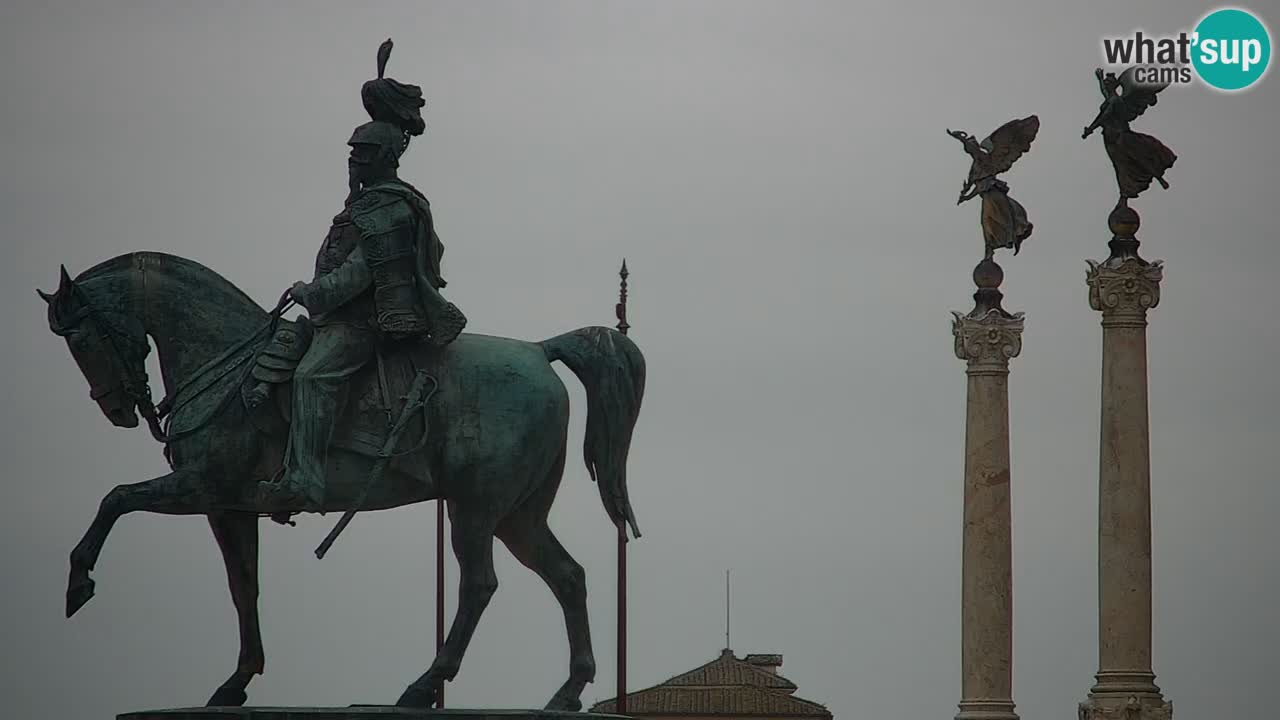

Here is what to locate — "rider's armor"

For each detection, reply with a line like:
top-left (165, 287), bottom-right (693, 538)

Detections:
top-left (352, 189), bottom-right (429, 337)
top-left (309, 208), bottom-right (375, 327)
top-left (243, 209), bottom-right (368, 409)
top-left (349, 180), bottom-right (466, 343)
top-left (316, 209), bottom-right (360, 276)
top-left (260, 40), bottom-right (462, 513)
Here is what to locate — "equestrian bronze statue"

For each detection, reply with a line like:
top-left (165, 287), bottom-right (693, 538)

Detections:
top-left (38, 40), bottom-right (645, 712)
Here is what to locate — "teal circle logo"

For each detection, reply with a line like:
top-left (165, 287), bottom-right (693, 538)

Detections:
top-left (1192, 8), bottom-right (1271, 91)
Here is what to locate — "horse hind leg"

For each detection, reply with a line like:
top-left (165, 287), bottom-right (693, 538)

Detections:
top-left (496, 451), bottom-right (595, 711)
top-left (498, 517), bottom-right (594, 711)
top-left (206, 511), bottom-right (264, 707)
top-left (396, 504), bottom-right (499, 708)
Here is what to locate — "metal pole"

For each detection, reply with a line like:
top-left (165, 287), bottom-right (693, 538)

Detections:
top-left (437, 498), bottom-right (445, 708)
top-left (617, 520), bottom-right (627, 714)
top-left (615, 260), bottom-right (629, 715)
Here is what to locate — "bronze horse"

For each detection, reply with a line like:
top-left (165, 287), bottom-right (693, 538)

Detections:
top-left (39, 251), bottom-right (644, 710)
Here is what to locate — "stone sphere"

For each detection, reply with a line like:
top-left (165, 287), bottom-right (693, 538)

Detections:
top-left (1108, 203), bottom-right (1141, 238)
top-left (973, 258), bottom-right (1004, 289)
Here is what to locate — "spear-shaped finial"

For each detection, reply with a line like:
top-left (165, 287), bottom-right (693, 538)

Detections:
top-left (615, 259), bottom-right (630, 336)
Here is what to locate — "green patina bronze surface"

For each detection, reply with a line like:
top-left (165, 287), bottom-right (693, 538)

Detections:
top-left (42, 253), bottom-right (644, 712)
top-left (38, 38), bottom-right (645, 715)
top-left (265, 39), bottom-right (467, 513)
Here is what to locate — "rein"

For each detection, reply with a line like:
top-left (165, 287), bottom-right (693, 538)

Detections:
top-left (139, 289), bottom-right (296, 449)
top-left (73, 266), bottom-right (296, 453)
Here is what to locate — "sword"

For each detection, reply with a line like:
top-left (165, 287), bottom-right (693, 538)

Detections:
top-left (315, 370), bottom-right (434, 559)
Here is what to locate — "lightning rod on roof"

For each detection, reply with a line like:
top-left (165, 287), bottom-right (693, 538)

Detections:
top-left (726, 568), bottom-right (731, 651)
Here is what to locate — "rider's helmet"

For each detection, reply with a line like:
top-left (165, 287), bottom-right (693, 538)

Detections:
top-left (359, 39), bottom-right (426, 154)
top-left (348, 120), bottom-right (410, 169)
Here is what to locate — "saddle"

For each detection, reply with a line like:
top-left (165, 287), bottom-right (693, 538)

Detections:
top-left (244, 318), bottom-right (314, 406)
top-left (241, 317), bottom-right (437, 479)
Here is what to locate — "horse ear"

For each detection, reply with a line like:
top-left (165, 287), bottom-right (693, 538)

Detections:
top-left (38, 265), bottom-right (74, 304)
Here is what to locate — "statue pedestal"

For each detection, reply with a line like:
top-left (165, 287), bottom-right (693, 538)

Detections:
top-left (120, 708), bottom-right (632, 720)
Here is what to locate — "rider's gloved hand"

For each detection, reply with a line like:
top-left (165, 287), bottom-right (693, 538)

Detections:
top-left (289, 281), bottom-right (311, 308)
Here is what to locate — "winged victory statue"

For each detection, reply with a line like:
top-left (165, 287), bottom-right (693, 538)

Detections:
top-left (1082, 67), bottom-right (1177, 201)
top-left (947, 114), bottom-right (1040, 260)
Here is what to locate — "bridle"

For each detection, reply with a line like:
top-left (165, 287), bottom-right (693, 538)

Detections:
top-left (54, 270), bottom-right (295, 456)
top-left (50, 282), bottom-right (156, 422)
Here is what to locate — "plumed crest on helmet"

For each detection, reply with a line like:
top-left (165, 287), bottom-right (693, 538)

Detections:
top-left (361, 38), bottom-right (427, 138)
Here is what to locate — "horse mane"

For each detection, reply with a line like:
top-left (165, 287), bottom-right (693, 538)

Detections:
top-left (72, 251), bottom-right (271, 344)
top-left (77, 251), bottom-right (266, 312)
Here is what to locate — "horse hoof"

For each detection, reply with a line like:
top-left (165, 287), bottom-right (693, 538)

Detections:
top-left (395, 681), bottom-right (439, 708)
top-left (66, 577), bottom-right (96, 618)
top-left (207, 687), bottom-right (248, 707)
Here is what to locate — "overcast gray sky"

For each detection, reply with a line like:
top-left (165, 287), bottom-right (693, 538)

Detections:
top-left (2, 1), bottom-right (1277, 719)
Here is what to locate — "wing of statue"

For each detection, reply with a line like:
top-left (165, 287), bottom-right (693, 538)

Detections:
top-left (971, 115), bottom-right (1040, 182)
top-left (1114, 67), bottom-right (1167, 123)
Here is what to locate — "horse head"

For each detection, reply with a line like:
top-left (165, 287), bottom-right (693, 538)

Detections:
top-left (39, 265), bottom-right (150, 429)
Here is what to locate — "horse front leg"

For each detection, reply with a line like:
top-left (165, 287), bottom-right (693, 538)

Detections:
top-left (206, 511), bottom-right (263, 707)
top-left (67, 467), bottom-right (210, 617)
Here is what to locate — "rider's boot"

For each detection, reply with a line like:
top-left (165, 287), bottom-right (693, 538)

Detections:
top-left (259, 381), bottom-right (335, 513)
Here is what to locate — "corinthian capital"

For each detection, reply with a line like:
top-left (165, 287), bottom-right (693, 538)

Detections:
top-left (952, 309), bottom-right (1025, 372)
top-left (1087, 258), bottom-right (1164, 318)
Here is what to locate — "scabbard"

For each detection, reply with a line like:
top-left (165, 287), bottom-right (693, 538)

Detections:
top-left (315, 370), bottom-right (432, 559)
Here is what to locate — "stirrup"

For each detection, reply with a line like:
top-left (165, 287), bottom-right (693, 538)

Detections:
top-left (270, 512), bottom-right (297, 526)
top-left (257, 477), bottom-right (323, 513)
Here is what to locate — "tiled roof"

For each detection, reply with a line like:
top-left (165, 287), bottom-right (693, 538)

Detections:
top-left (591, 684), bottom-right (830, 717)
top-left (589, 649), bottom-right (831, 719)
top-left (662, 650), bottom-right (797, 692)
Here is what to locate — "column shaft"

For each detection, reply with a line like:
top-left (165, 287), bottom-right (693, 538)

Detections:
top-left (1098, 317), bottom-right (1153, 679)
top-left (962, 371), bottom-right (1014, 705)
top-left (953, 309), bottom-right (1023, 720)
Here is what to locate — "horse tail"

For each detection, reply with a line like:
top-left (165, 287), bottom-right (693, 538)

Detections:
top-left (541, 326), bottom-right (645, 539)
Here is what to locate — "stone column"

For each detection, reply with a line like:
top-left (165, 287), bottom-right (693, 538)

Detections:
top-left (952, 259), bottom-right (1022, 720)
top-left (1078, 204), bottom-right (1173, 720)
